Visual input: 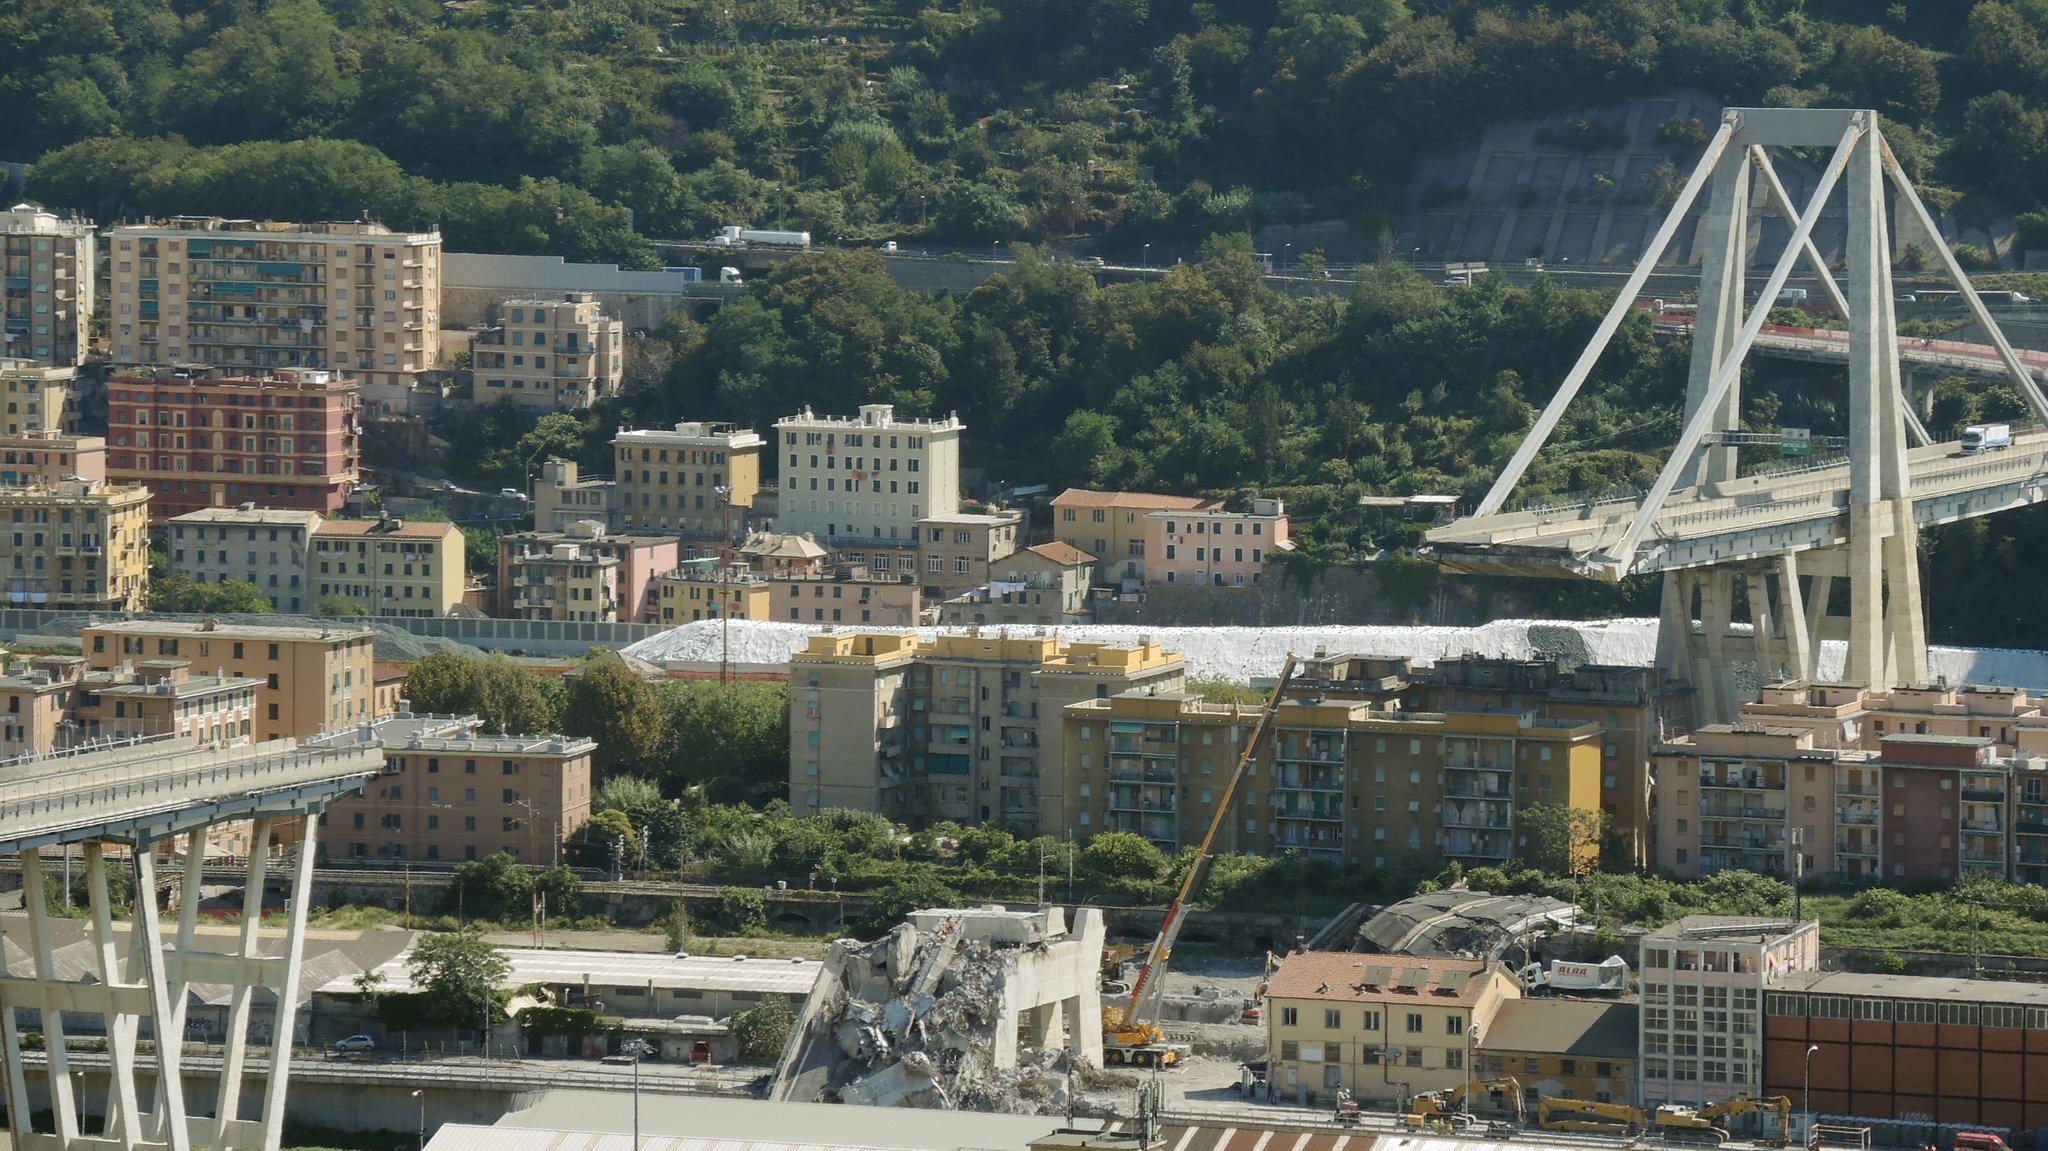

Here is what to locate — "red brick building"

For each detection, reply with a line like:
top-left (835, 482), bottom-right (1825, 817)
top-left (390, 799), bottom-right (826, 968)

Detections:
top-left (106, 366), bottom-right (360, 522)
top-left (1764, 970), bottom-right (2048, 1132)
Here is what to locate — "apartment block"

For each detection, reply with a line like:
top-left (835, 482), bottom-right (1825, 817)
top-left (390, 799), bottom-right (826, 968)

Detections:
top-left (613, 421), bottom-right (764, 537)
top-left (0, 658), bottom-right (73, 757)
top-left (1763, 970), bottom-right (2048, 1133)
top-left (1050, 489), bottom-right (1217, 586)
top-left (533, 457), bottom-right (616, 532)
top-left (106, 366), bottom-right (361, 521)
top-left (1, 360), bottom-right (77, 433)
top-left (1063, 697), bottom-right (1604, 866)
top-left (1265, 952), bottom-right (1520, 1104)
top-left (2017, 760), bottom-right (2048, 885)
top-left (739, 530), bottom-right (829, 574)
top-left (789, 633), bottom-right (1186, 833)
top-left (66, 659), bottom-right (261, 748)
top-left (474, 293), bottom-right (622, 409)
top-left (1415, 656), bottom-right (1693, 868)
top-left (169, 506), bottom-right (324, 612)
top-left (774, 404), bottom-right (963, 548)
top-left (654, 559), bottom-right (771, 625)
top-left (311, 515), bottom-right (465, 618)
top-left (496, 521), bottom-right (678, 621)
top-left (106, 218), bottom-right (441, 390)
top-left (0, 205), bottom-right (95, 366)
top-left (770, 566), bottom-right (924, 627)
top-left (309, 713), bottom-right (595, 864)
top-left (1638, 916), bottom-right (1819, 1109)
top-left (1144, 498), bottom-right (1291, 587)
top-left (81, 619), bottom-right (375, 740)
top-left (916, 510), bottom-right (1021, 598)
top-left (500, 541), bottom-right (618, 622)
top-left (0, 430), bottom-right (104, 485)
top-left (0, 479), bottom-right (151, 610)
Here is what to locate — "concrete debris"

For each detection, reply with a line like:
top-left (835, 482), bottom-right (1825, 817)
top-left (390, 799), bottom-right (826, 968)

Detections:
top-left (768, 905), bottom-right (1105, 1115)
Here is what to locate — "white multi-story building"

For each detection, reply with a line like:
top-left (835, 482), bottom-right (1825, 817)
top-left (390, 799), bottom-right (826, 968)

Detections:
top-left (0, 204), bottom-right (95, 366)
top-left (168, 506), bottom-right (325, 613)
top-left (772, 404), bottom-right (963, 549)
top-left (1636, 916), bottom-right (1819, 1109)
top-left (105, 218), bottom-right (441, 391)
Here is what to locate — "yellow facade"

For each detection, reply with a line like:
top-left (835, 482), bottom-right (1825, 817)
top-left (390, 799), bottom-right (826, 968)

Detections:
top-left (311, 517), bottom-right (465, 617)
top-left (0, 361), bottom-right (77, 434)
top-left (656, 566), bottom-right (772, 624)
top-left (0, 479), bottom-right (151, 610)
top-left (82, 620), bottom-right (374, 740)
top-left (1266, 952), bottom-right (1521, 1104)
top-left (614, 421), bottom-right (764, 535)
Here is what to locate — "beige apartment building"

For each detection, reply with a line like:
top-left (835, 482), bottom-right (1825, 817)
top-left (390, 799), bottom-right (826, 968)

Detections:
top-left (1, 205), bottom-right (95, 366)
top-left (613, 421), bottom-right (764, 537)
top-left (1050, 489), bottom-right (1218, 586)
top-left (81, 619), bottom-right (375, 740)
top-left (503, 541), bottom-right (619, 622)
top-left (775, 404), bottom-right (963, 548)
top-left (0, 479), bottom-right (151, 611)
top-left (917, 510), bottom-right (1021, 597)
top-left (169, 505), bottom-right (324, 613)
top-left (105, 218), bottom-right (442, 390)
top-left (789, 633), bottom-right (1186, 833)
top-left (1266, 952), bottom-right (1521, 1104)
top-left (772, 566), bottom-right (925, 627)
top-left (67, 659), bottom-right (261, 749)
top-left (311, 516), bottom-right (465, 617)
top-left (310, 714), bottom-right (595, 864)
top-left (654, 559), bottom-right (771, 625)
top-left (474, 293), bottom-right (623, 409)
top-left (533, 457), bottom-right (617, 532)
top-left (0, 658), bottom-right (73, 757)
top-left (1, 360), bottom-right (77, 434)
top-left (0, 430), bottom-right (104, 485)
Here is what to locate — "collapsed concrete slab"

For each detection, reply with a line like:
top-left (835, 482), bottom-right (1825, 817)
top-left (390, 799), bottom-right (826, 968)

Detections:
top-left (769, 905), bottom-right (1107, 1113)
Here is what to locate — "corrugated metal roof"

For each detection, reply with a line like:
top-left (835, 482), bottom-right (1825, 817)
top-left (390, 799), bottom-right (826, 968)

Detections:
top-left (481, 1094), bottom-right (1072, 1151)
top-left (327, 948), bottom-right (821, 997)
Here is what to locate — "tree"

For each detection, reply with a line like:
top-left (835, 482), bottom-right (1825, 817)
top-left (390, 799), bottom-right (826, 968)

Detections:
top-left (473, 653), bottom-right (557, 735)
top-left (731, 996), bottom-right (793, 1060)
top-left (315, 595), bottom-right (370, 617)
top-left (404, 651), bottom-right (482, 715)
top-left (149, 575), bottom-right (276, 614)
top-left (562, 656), bottom-right (666, 780)
top-left (567, 809), bottom-right (639, 872)
top-left (444, 852), bottom-right (533, 923)
top-left (1080, 831), bottom-right (1168, 882)
top-left (404, 928), bottom-right (510, 1027)
top-left (1515, 803), bottom-right (1606, 876)
top-left (855, 867), bottom-right (962, 936)
top-left (595, 776), bottom-right (689, 868)
top-left (691, 889), bottom-right (767, 936)
top-left (655, 681), bottom-right (788, 800)
top-left (535, 864), bottom-right (581, 921)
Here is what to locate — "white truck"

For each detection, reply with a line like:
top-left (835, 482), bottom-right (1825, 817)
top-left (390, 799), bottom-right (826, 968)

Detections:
top-left (1517, 955), bottom-right (1630, 994)
top-left (1961, 423), bottom-right (2012, 454)
top-left (710, 225), bottom-right (812, 249)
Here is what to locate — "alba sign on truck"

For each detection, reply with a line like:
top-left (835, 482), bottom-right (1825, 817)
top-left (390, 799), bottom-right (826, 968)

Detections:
top-left (1520, 955), bottom-right (1630, 993)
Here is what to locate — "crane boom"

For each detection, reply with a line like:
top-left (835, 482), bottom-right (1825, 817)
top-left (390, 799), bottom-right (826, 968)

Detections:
top-left (1115, 654), bottom-right (1299, 1030)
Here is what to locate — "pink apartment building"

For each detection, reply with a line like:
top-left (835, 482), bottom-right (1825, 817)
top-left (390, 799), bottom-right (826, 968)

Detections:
top-left (1141, 497), bottom-right (1290, 587)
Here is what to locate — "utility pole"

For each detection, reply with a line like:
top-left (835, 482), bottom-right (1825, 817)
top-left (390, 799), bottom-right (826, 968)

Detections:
top-left (715, 485), bottom-right (733, 685)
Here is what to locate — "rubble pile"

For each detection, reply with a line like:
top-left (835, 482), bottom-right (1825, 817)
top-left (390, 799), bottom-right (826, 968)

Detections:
top-left (770, 906), bottom-right (1106, 1114)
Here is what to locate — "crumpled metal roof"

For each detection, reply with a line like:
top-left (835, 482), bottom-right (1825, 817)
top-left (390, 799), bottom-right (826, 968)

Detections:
top-left (1356, 889), bottom-right (1576, 959)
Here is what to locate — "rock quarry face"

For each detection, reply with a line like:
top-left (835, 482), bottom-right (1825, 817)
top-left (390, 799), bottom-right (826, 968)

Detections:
top-left (769, 906), bottom-right (1111, 1113)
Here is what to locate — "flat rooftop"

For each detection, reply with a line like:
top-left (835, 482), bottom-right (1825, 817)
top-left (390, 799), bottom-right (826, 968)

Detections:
top-left (1768, 969), bottom-right (2048, 1009)
top-left (327, 947), bottom-right (821, 997)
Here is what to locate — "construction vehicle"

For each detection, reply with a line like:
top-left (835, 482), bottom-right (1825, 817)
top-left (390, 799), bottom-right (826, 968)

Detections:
top-left (1335, 1089), bottom-right (1363, 1125)
top-left (1101, 655), bottom-right (1300, 1066)
top-left (1699, 1096), bottom-right (1793, 1146)
top-left (1651, 1105), bottom-right (1732, 1144)
top-left (1536, 1097), bottom-right (1646, 1136)
top-left (1406, 1078), bottom-right (1526, 1129)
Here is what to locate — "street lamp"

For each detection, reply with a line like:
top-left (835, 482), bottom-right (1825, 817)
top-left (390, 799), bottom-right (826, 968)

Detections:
top-left (412, 1090), bottom-right (424, 1151)
top-left (715, 484), bottom-right (733, 684)
top-left (1803, 1043), bottom-right (1819, 1145)
top-left (624, 1038), bottom-right (655, 1151)
top-left (1142, 243), bottom-right (1151, 268)
top-left (1466, 1023), bottom-right (1481, 1121)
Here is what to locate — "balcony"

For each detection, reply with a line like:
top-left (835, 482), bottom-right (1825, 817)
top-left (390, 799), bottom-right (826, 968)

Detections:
top-left (1962, 817), bottom-right (2004, 833)
top-left (1109, 766), bottom-right (1173, 785)
top-left (1834, 837), bottom-right (1878, 858)
top-left (1273, 803), bottom-right (1343, 824)
top-left (1701, 770), bottom-right (1777, 790)
top-left (1835, 805), bottom-right (1879, 826)
top-left (1962, 786), bottom-right (2006, 803)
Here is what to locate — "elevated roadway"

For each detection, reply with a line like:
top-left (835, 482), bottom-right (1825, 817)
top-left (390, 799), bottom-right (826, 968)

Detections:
top-left (1428, 429), bottom-right (2048, 581)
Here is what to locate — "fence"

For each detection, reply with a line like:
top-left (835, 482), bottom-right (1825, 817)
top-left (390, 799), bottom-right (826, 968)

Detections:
top-left (0, 608), bottom-right (670, 656)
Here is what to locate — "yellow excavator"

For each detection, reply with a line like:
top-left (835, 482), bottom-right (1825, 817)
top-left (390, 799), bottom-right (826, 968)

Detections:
top-left (1405, 1077), bottom-right (1526, 1129)
top-left (1702, 1096), bottom-right (1795, 1146)
top-left (1101, 655), bottom-right (1299, 1066)
top-left (1536, 1097), bottom-right (1647, 1136)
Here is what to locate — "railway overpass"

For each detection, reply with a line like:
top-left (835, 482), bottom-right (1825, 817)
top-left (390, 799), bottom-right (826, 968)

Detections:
top-left (1427, 107), bottom-right (2048, 721)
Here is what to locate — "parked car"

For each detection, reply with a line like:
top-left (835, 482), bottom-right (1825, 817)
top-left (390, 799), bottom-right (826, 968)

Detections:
top-left (331, 1034), bottom-right (375, 1054)
top-left (498, 488), bottom-right (526, 501)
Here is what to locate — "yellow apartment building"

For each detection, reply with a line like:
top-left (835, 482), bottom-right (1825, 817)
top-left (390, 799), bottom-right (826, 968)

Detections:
top-left (0, 360), bottom-right (77, 434)
top-left (789, 632), bottom-right (1185, 833)
top-left (311, 515), bottom-right (465, 617)
top-left (533, 457), bottom-right (617, 532)
top-left (1049, 489), bottom-right (1218, 586)
top-left (1266, 952), bottom-right (1521, 1104)
top-left (503, 542), bottom-right (619, 622)
top-left (1062, 696), bottom-right (1605, 867)
top-left (0, 478), bottom-right (151, 610)
top-left (81, 619), bottom-right (375, 740)
top-left (614, 420), bottom-right (764, 537)
top-left (474, 293), bottom-right (624, 410)
top-left (655, 559), bottom-right (772, 624)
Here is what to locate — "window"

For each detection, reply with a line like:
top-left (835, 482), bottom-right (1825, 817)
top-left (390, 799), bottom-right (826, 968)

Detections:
top-left (1405, 1012), bottom-right (1423, 1033)
top-left (1325, 1009), bottom-right (1342, 1029)
top-left (1281, 1008), bottom-right (1298, 1026)
top-left (1446, 1049), bottom-right (1463, 1070)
